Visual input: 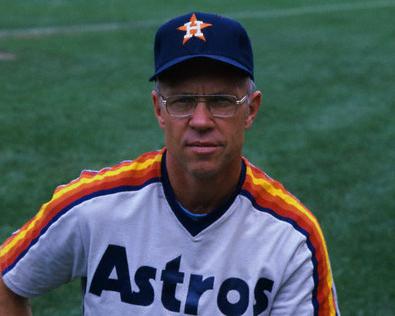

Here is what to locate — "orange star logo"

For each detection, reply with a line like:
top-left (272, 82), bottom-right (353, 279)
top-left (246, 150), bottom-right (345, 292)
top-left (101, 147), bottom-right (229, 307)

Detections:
top-left (177, 13), bottom-right (212, 45)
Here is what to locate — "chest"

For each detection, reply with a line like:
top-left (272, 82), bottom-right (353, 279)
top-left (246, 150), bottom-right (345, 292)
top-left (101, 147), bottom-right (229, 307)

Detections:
top-left (78, 185), bottom-right (300, 315)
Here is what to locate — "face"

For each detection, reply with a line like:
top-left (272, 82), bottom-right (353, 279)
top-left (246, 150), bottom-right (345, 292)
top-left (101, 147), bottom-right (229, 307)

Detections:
top-left (152, 62), bottom-right (261, 180)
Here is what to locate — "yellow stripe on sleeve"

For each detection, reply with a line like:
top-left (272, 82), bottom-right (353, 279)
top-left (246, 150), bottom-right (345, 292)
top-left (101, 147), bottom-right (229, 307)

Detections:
top-left (0, 154), bottom-right (162, 259)
top-left (246, 166), bottom-right (335, 313)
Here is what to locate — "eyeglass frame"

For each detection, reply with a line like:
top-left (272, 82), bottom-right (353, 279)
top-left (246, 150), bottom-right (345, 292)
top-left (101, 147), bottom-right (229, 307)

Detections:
top-left (156, 91), bottom-right (250, 118)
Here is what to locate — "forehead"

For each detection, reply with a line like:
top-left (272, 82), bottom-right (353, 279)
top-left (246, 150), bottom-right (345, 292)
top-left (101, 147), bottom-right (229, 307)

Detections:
top-left (158, 59), bottom-right (248, 93)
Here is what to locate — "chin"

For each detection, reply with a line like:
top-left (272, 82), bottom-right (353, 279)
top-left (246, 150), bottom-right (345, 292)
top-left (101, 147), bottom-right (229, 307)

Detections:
top-left (188, 163), bottom-right (220, 180)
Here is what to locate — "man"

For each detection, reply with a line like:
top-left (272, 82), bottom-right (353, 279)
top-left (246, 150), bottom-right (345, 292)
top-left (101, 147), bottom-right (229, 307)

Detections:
top-left (0, 12), bottom-right (340, 315)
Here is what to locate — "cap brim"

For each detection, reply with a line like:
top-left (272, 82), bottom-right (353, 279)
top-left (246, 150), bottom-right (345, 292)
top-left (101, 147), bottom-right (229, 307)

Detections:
top-left (149, 54), bottom-right (253, 81)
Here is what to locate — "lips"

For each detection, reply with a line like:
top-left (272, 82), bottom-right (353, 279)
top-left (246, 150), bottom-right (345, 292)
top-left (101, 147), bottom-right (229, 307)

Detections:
top-left (188, 141), bottom-right (218, 147)
top-left (186, 141), bottom-right (222, 154)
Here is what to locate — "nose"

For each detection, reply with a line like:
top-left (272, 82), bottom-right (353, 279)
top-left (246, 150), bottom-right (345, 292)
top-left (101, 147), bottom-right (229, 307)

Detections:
top-left (188, 101), bottom-right (215, 130)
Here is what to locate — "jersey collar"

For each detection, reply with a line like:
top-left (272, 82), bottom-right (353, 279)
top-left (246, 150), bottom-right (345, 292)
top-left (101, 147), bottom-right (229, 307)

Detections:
top-left (161, 151), bottom-right (246, 237)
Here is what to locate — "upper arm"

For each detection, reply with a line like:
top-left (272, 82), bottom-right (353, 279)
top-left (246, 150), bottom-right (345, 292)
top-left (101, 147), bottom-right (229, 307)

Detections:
top-left (0, 275), bottom-right (32, 316)
top-left (270, 238), bottom-right (340, 316)
top-left (270, 240), bottom-right (315, 315)
top-left (0, 202), bottom-right (87, 297)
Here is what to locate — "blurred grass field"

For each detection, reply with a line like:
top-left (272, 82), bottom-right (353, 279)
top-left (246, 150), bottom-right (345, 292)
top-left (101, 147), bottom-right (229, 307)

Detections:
top-left (0, 0), bottom-right (394, 315)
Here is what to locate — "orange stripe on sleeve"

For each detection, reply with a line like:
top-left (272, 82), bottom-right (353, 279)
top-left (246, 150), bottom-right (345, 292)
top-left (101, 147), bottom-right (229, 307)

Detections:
top-left (0, 150), bottom-right (163, 274)
top-left (242, 159), bottom-right (337, 315)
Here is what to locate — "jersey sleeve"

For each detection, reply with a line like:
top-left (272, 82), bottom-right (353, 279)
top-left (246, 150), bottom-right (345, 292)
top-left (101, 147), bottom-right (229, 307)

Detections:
top-left (0, 188), bottom-right (87, 298)
top-left (0, 151), bottom-right (163, 299)
top-left (243, 160), bottom-right (340, 315)
top-left (270, 239), bottom-right (316, 315)
top-left (271, 239), bottom-right (340, 315)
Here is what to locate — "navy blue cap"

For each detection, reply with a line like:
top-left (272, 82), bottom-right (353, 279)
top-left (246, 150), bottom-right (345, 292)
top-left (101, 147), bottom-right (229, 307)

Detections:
top-left (150, 12), bottom-right (254, 81)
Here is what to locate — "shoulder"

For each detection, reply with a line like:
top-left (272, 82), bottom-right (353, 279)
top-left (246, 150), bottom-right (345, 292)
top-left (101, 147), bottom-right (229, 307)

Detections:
top-left (241, 157), bottom-right (322, 240)
top-left (40, 149), bottom-right (164, 225)
top-left (53, 149), bottom-right (163, 201)
top-left (240, 157), bottom-right (331, 275)
top-left (0, 150), bottom-right (164, 275)
top-left (241, 157), bottom-right (338, 313)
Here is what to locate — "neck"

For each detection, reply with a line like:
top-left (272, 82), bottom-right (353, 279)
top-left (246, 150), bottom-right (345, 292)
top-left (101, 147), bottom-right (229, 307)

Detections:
top-left (165, 154), bottom-right (243, 214)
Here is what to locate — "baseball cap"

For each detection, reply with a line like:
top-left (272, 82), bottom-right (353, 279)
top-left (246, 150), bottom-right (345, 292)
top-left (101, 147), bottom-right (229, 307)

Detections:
top-left (150, 12), bottom-right (254, 81)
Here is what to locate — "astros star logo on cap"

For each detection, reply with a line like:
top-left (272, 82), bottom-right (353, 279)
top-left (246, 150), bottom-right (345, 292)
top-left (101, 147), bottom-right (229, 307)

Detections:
top-left (177, 13), bottom-right (212, 45)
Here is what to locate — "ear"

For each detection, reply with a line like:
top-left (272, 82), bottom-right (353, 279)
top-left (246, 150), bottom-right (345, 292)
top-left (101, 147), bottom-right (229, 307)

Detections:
top-left (152, 90), bottom-right (166, 128)
top-left (244, 90), bottom-right (262, 129)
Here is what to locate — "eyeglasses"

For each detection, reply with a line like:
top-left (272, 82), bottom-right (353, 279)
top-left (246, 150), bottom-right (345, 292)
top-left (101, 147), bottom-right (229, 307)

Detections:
top-left (157, 92), bottom-right (249, 118)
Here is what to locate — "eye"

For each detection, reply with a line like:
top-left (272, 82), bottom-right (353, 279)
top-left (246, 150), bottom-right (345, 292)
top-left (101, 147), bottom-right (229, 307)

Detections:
top-left (169, 96), bottom-right (195, 107)
top-left (174, 96), bottom-right (194, 103)
top-left (209, 95), bottom-right (235, 108)
top-left (166, 96), bottom-right (196, 115)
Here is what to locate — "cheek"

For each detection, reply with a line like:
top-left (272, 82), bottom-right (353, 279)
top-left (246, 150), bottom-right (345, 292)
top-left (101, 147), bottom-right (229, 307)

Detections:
top-left (163, 119), bottom-right (184, 147)
top-left (232, 130), bottom-right (245, 150)
top-left (223, 121), bottom-right (246, 151)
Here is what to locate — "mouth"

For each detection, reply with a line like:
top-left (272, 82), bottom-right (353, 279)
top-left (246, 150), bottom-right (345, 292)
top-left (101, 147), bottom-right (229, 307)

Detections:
top-left (186, 142), bottom-right (222, 154)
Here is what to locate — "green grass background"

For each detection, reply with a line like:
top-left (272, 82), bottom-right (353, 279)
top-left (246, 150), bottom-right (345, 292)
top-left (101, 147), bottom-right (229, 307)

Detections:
top-left (0, 0), bottom-right (394, 315)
